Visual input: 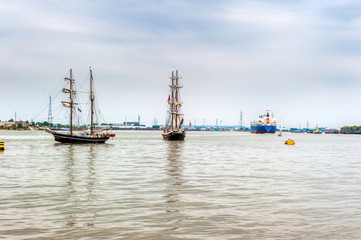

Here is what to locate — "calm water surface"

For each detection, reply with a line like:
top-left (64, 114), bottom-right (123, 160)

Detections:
top-left (1, 131), bottom-right (361, 239)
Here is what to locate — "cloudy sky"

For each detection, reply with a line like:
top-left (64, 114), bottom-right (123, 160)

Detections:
top-left (1, 0), bottom-right (361, 128)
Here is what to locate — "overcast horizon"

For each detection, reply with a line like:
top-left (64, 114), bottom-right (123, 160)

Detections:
top-left (1, 0), bottom-right (361, 128)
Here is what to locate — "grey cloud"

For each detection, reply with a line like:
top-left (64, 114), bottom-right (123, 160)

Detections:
top-left (1, 0), bottom-right (361, 127)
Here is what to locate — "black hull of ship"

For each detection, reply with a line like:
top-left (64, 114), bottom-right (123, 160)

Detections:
top-left (51, 132), bottom-right (109, 144)
top-left (163, 131), bottom-right (185, 141)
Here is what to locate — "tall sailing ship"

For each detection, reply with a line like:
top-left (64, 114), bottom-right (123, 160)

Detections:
top-left (251, 110), bottom-right (277, 134)
top-left (162, 70), bottom-right (185, 141)
top-left (35, 67), bottom-right (115, 143)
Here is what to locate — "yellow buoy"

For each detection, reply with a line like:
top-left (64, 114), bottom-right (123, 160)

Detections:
top-left (0, 142), bottom-right (5, 151)
top-left (285, 139), bottom-right (295, 145)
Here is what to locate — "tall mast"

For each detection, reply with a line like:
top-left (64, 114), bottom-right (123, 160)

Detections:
top-left (165, 69), bottom-right (183, 132)
top-left (90, 67), bottom-right (94, 135)
top-left (62, 67), bottom-right (78, 135)
top-left (175, 70), bottom-right (179, 129)
top-left (70, 68), bottom-right (73, 135)
top-left (171, 71), bottom-right (174, 130)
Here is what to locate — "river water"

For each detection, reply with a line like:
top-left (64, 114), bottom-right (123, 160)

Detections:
top-left (0, 131), bottom-right (361, 239)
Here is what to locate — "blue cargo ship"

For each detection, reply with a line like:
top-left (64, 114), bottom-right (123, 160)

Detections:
top-left (251, 110), bottom-right (277, 134)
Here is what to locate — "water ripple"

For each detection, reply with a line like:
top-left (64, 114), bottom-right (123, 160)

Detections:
top-left (1, 131), bottom-right (361, 239)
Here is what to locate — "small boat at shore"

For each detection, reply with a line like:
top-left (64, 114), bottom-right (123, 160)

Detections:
top-left (278, 123), bottom-right (283, 136)
top-left (162, 70), bottom-right (185, 141)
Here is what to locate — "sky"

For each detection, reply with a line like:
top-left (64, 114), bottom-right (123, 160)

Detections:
top-left (1, 0), bottom-right (361, 128)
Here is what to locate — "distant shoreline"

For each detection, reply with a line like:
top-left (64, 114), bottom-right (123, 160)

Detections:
top-left (1, 129), bottom-right (361, 134)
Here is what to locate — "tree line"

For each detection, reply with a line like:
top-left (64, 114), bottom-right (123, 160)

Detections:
top-left (340, 126), bottom-right (361, 133)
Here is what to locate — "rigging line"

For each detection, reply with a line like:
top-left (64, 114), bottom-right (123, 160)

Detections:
top-left (94, 88), bottom-right (106, 123)
top-left (95, 98), bottom-right (108, 125)
top-left (52, 104), bottom-right (63, 119)
top-left (51, 89), bottom-right (62, 102)
top-left (33, 90), bottom-right (61, 121)
top-left (78, 72), bottom-right (90, 92)
top-left (76, 107), bottom-right (86, 127)
top-left (49, 76), bottom-right (65, 98)
top-left (77, 73), bottom-right (94, 127)
top-left (33, 99), bottom-right (51, 121)
top-left (97, 104), bottom-right (104, 125)
top-left (83, 106), bottom-right (91, 127)
top-left (72, 93), bottom-right (87, 127)
top-left (32, 88), bottom-right (62, 121)
top-left (32, 78), bottom-right (65, 121)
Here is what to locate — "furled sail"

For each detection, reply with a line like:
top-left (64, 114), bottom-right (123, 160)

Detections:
top-left (62, 101), bottom-right (78, 108)
top-left (168, 84), bottom-right (183, 89)
top-left (168, 110), bottom-right (184, 115)
top-left (64, 77), bottom-right (75, 83)
top-left (62, 88), bottom-right (77, 94)
top-left (168, 101), bottom-right (183, 106)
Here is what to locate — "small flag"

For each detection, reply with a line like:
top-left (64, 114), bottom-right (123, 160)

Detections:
top-left (189, 122), bottom-right (192, 127)
top-left (168, 95), bottom-right (170, 101)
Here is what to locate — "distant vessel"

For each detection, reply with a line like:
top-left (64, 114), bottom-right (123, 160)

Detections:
top-left (278, 123), bottom-right (283, 136)
top-left (33, 67), bottom-right (115, 143)
top-left (162, 70), bottom-right (185, 141)
top-left (313, 128), bottom-right (322, 134)
top-left (251, 110), bottom-right (277, 134)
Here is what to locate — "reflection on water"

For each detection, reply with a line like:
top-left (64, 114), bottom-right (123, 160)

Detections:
top-left (87, 145), bottom-right (96, 201)
top-left (64, 145), bottom-right (77, 228)
top-left (64, 145), bottom-right (75, 197)
top-left (86, 145), bottom-right (97, 227)
top-left (164, 141), bottom-right (184, 233)
top-left (1, 131), bottom-right (361, 239)
top-left (62, 144), bottom-right (98, 229)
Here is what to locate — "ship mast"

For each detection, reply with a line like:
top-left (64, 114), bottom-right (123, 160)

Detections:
top-left (62, 68), bottom-right (78, 135)
top-left (70, 69), bottom-right (73, 135)
top-left (61, 68), bottom-right (77, 136)
top-left (90, 67), bottom-right (94, 135)
top-left (165, 69), bottom-right (184, 133)
top-left (171, 71), bottom-right (175, 130)
top-left (175, 70), bottom-right (179, 129)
